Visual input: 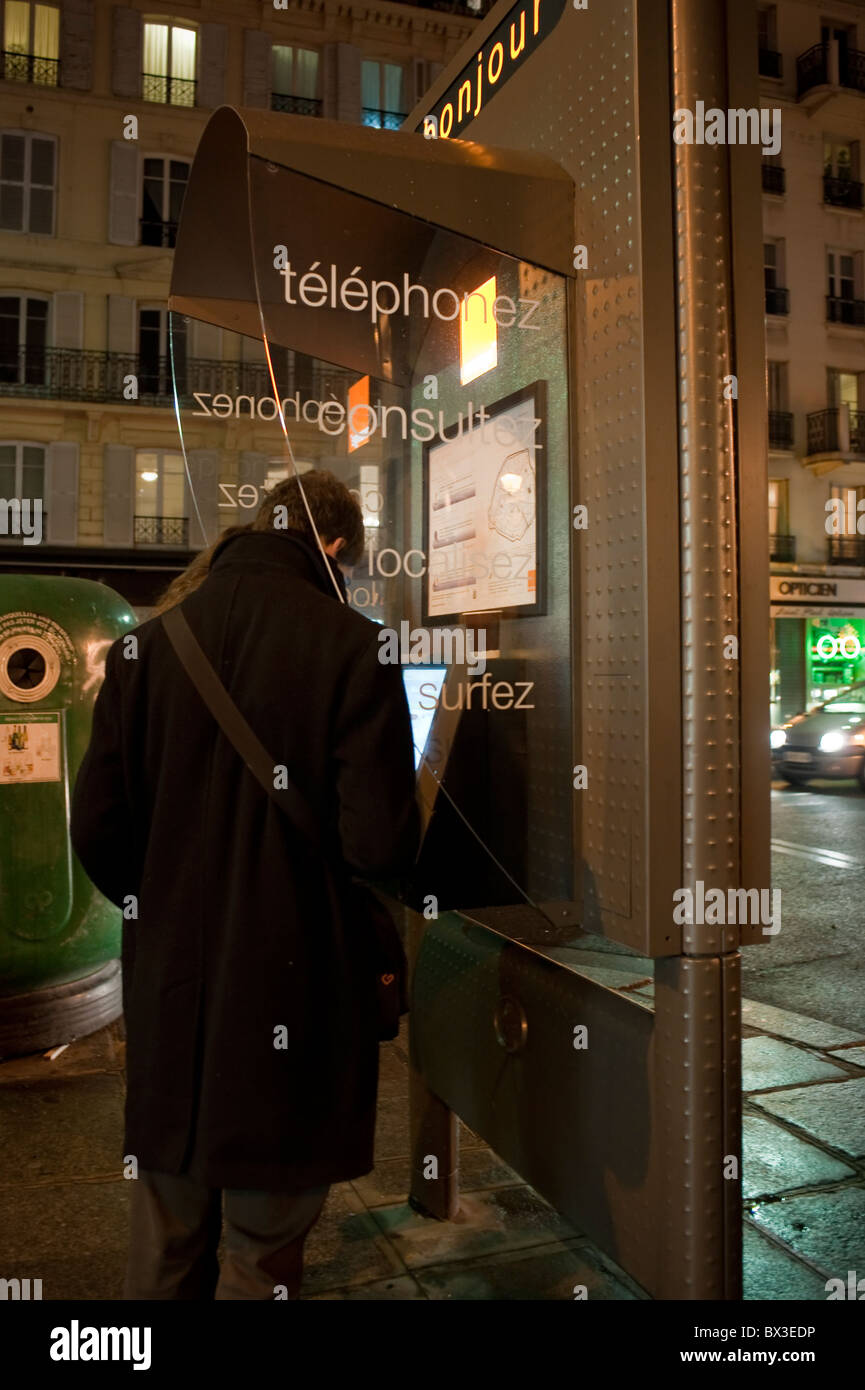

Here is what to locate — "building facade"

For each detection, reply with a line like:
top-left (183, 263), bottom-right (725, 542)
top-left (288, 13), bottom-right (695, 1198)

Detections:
top-left (763, 0), bottom-right (865, 721)
top-left (0, 0), bottom-right (483, 604)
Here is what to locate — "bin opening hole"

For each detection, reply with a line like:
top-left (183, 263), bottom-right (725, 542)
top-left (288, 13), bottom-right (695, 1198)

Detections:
top-left (8, 647), bottom-right (47, 690)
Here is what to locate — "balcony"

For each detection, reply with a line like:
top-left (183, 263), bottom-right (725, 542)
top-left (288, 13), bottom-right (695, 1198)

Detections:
top-left (362, 108), bottom-right (406, 130)
top-left (134, 516), bottom-right (189, 547)
top-left (770, 534), bottom-right (796, 563)
top-left (824, 174), bottom-right (864, 209)
top-left (769, 411), bottom-right (794, 450)
top-left (140, 218), bottom-right (179, 249)
top-left (828, 535), bottom-right (865, 565)
top-left (142, 72), bottom-right (196, 107)
top-left (798, 42), bottom-right (865, 110)
top-left (827, 295), bottom-right (865, 326)
top-left (765, 286), bottom-right (789, 315)
top-left (806, 407), bottom-right (865, 463)
top-left (762, 162), bottom-right (785, 194)
top-left (271, 93), bottom-right (322, 116)
top-left (0, 347), bottom-right (355, 408)
top-left (0, 50), bottom-right (59, 85)
top-left (759, 48), bottom-right (783, 80)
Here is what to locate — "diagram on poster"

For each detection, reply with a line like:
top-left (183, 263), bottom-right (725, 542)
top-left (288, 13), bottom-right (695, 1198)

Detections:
top-left (426, 391), bottom-right (541, 618)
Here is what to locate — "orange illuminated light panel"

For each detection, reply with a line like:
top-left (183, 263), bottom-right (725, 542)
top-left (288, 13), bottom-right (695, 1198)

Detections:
top-left (348, 376), bottom-right (371, 452)
top-left (460, 276), bottom-right (497, 385)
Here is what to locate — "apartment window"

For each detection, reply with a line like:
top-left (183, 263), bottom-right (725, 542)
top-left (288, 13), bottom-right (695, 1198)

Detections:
top-left (764, 241), bottom-right (788, 314)
top-left (827, 249), bottom-right (864, 323)
top-left (271, 45), bottom-right (320, 114)
top-left (767, 361), bottom-right (787, 412)
top-left (141, 157), bottom-right (189, 248)
top-left (0, 131), bottom-right (55, 234)
top-left (2, 2), bottom-right (59, 86)
top-left (0, 440), bottom-right (44, 498)
top-left (828, 368), bottom-right (861, 410)
top-left (362, 61), bottom-right (404, 128)
top-left (0, 294), bottom-right (47, 384)
top-left (758, 6), bottom-right (782, 78)
top-left (822, 22), bottom-right (855, 81)
top-left (142, 22), bottom-right (197, 107)
top-left (137, 307), bottom-right (187, 396)
top-left (825, 136), bottom-right (858, 179)
top-left (830, 484), bottom-right (865, 535)
top-left (134, 449), bottom-right (188, 545)
top-left (768, 479), bottom-right (795, 560)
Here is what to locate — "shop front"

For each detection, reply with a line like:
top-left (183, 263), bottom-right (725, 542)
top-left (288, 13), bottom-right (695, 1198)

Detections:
top-left (770, 576), bottom-right (865, 723)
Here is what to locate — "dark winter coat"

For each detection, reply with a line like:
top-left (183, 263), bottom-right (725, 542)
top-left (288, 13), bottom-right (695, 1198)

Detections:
top-left (70, 530), bottom-right (419, 1191)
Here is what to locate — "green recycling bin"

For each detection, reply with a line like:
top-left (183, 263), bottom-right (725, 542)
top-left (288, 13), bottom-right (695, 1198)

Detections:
top-left (0, 575), bottom-right (137, 1057)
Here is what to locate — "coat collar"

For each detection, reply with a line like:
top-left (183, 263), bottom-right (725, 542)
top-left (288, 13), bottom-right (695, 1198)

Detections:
top-left (208, 529), bottom-right (347, 602)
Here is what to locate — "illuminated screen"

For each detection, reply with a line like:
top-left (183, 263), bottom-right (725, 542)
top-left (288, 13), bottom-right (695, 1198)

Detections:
top-left (401, 666), bottom-right (446, 769)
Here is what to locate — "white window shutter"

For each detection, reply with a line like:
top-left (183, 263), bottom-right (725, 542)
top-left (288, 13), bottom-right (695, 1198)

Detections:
top-left (108, 140), bottom-right (140, 246)
top-left (112, 6), bottom-right (142, 99)
top-left (51, 292), bottom-right (83, 350)
top-left (198, 23), bottom-right (227, 110)
top-left (60, 0), bottom-right (94, 91)
top-left (186, 450), bottom-right (220, 549)
top-left (239, 452), bottom-right (269, 497)
top-left (412, 58), bottom-right (429, 108)
top-left (107, 294), bottom-right (137, 354)
top-left (324, 43), bottom-right (361, 123)
top-left (45, 442), bottom-right (79, 544)
top-left (243, 29), bottom-right (271, 107)
top-left (103, 443), bottom-right (134, 546)
top-left (190, 320), bottom-right (222, 360)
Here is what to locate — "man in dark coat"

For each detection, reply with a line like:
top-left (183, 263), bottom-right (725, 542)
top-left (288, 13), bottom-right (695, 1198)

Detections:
top-left (70, 471), bottom-right (420, 1300)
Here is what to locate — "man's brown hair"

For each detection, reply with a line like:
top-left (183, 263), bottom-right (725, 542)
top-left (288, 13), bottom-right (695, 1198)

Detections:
top-left (253, 470), bottom-right (365, 565)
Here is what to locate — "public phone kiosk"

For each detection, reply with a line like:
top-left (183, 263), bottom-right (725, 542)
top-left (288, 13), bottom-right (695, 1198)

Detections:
top-left (169, 0), bottom-right (771, 1302)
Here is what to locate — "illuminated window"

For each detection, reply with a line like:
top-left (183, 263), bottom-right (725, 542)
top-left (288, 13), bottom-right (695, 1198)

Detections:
top-left (143, 22), bottom-right (197, 107)
top-left (348, 376), bottom-right (372, 452)
top-left (460, 276), bottom-right (497, 385)
top-left (2, 3), bottom-right (59, 86)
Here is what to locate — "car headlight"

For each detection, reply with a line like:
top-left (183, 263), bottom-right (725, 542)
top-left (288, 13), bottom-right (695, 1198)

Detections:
top-left (819, 731), bottom-right (845, 752)
top-left (770, 729), bottom-right (787, 749)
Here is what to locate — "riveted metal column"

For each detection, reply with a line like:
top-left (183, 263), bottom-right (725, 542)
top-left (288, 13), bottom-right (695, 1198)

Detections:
top-left (672, 0), bottom-right (741, 958)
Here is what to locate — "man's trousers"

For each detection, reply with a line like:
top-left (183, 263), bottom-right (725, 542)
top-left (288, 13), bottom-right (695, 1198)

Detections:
top-left (123, 1168), bottom-right (330, 1300)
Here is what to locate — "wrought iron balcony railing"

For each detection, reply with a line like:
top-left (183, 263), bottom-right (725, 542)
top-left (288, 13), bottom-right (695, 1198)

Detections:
top-left (362, 108), bottom-right (406, 130)
top-left (769, 533), bottom-right (796, 563)
top-left (140, 218), bottom-right (179, 249)
top-left (827, 295), bottom-right (865, 325)
top-left (828, 535), bottom-right (865, 566)
top-left (0, 347), bottom-right (355, 407)
top-left (0, 50), bottom-right (59, 85)
top-left (759, 48), bottom-right (783, 80)
top-left (769, 411), bottom-right (794, 450)
top-left (824, 174), bottom-right (864, 208)
top-left (762, 162), bottom-right (785, 194)
top-left (798, 42), bottom-right (865, 98)
top-left (807, 407), bottom-right (865, 455)
top-left (765, 286), bottom-right (789, 315)
top-left (271, 93), bottom-right (322, 116)
top-left (142, 72), bottom-right (196, 107)
top-left (134, 515), bottom-right (190, 547)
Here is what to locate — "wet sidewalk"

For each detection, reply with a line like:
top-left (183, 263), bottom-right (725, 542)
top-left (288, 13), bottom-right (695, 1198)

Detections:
top-left (0, 999), bottom-right (863, 1300)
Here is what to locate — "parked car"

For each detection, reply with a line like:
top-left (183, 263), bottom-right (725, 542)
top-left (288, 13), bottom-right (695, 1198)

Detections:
top-left (771, 682), bottom-right (865, 788)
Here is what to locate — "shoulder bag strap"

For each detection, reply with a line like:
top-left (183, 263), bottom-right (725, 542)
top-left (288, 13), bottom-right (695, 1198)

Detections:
top-left (160, 605), bottom-right (322, 850)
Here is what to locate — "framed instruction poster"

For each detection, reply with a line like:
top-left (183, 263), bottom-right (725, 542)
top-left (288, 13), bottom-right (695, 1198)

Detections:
top-left (423, 382), bottom-right (546, 621)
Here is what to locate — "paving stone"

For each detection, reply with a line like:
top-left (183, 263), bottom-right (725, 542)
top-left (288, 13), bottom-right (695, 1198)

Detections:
top-left (742, 1222), bottom-right (831, 1301)
top-left (751, 1077), bottom-right (865, 1158)
top-left (742, 999), bottom-right (864, 1050)
top-left (0, 1022), bottom-right (124, 1084)
top-left (368, 1185), bottom-right (579, 1268)
top-left (302, 1184), bottom-right (406, 1293)
top-left (750, 1188), bottom-right (865, 1278)
top-left (352, 1146), bottom-right (520, 1209)
top-left (415, 1238), bottom-right (638, 1300)
top-left (307, 1275), bottom-right (425, 1300)
top-left (742, 1114), bottom-right (854, 1199)
top-left (742, 1037), bottom-right (849, 1092)
top-left (0, 1180), bottom-right (129, 1299)
top-left (828, 1046), bottom-right (865, 1069)
top-left (0, 1074), bottom-right (125, 1185)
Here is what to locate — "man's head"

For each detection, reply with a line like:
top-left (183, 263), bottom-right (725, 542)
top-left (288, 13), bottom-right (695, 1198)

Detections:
top-left (253, 470), bottom-right (365, 566)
